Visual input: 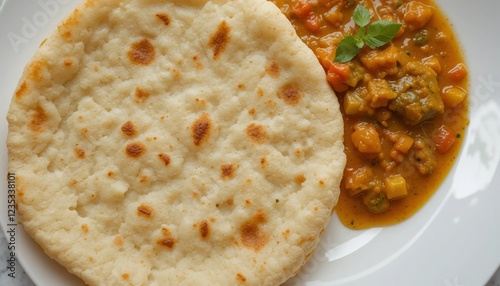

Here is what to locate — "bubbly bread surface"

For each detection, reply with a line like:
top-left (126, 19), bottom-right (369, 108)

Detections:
top-left (7, 0), bottom-right (345, 285)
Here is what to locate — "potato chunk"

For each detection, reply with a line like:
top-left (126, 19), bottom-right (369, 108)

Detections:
top-left (385, 175), bottom-right (408, 200)
top-left (351, 122), bottom-right (382, 154)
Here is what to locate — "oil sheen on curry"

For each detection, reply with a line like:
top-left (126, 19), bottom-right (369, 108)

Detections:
top-left (270, 0), bottom-right (469, 229)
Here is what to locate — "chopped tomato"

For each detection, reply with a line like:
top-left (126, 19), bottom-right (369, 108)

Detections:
top-left (448, 63), bottom-right (468, 82)
top-left (434, 125), bottom-right (456, 154)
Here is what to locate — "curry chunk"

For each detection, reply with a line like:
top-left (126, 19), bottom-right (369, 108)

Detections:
top-left (398, 1), bottom-right (434, 30)
top-left (351, 122), bottom-right (382, 154)
top-left (345, 166), bottom-right (374, 196)
top-left (345, 46), bottom-right (445, 125)
top-left (410, 136), bottom-right (437, 175)
top-left (388, 48), bottom-right (444, 125)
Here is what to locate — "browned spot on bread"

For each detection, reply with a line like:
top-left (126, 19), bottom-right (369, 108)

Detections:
top-left (58, 8), bottom-right (80, 38)
top-left (125, 142), bottom-right (146, 158)
top-left (221, 164), bottom-right (236, 179)
top-left (240, 210), bottom-right (268, 251)
top-left (93, 66), bottom-right (99, 72)
top-left (192, 113), bottom-right (212, 146)
top-left (192, 55), bottom-right (204, 69)
top-left (246, 123), bottom-right (267, 144)
top-left (81, 224), bottom-right (89, 233)
top-left (236, 273), bottom-right (247, 282)
top-left (121, 121), bottom-right (136, 136)
top-left (195, 98), bottom-right (206, 105)
top-left (70, 179), bottom-right (78, 185)
top-left (209, 20), bottom-right (230, 60)
top-left (107, 171), bottom-right (115, 178)
top-left (113, 235), bottom-right (123, 247)
top-left (161, 226), bottom-right (170, 236)
top-left (257, 88), bottom-right (264, 97)
top-left (157, 238), bottom-right (175, 249)
top-left (81, 128), bottom-right (88, 135)
top-left (128, 38), bottom-right (155, 65)
top-left (237, 83), bottom-right (245, 89)
top-left (319, 179), bottom-right (325, 186)
top-left (27, 60), bottom-right (46, 82)
top-left (277, 84), bottom-right (302, 105)
top-left (156, 13), bottom-right (170, 26)
top-left (295, 174), bottom-right (306, 184)
top-left (64, 58), bottom-right (73, 66)
top-left (134, 87), bottom-right (150, 103)
top-left (139, 174), bottom-right (148, 183)
top-left (29, 105), bottom-right (47, 132)
top-left (248, 108), bottom-right (256, 115)
top-left (158, 153), bottom-right (171, 166)
top-left (15, 82), bottom-right (28, 99)
top-left (137, 204), bottom-right (153, 218)
top-left (121, 273), bottom-right (129, 280)
top-left (266, 62), bottom-right (281, 78)
top-left (74, 146), bottom-right (86, 159)
top-left (260, 157), bottom-right (267, 169)
top-left (199, 220), bottom-right (210, 239)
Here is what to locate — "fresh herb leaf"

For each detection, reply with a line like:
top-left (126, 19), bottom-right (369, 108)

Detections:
top-left (334, 5), bottom-right (402, 62)
top-left (355, 36), bottom-right (365, 49)
top-left (334, 36), bottom-right (359, 63)
top-left (353, 4), bottom-right (370, 27)
top-left (364, 20), bottom-right (402, 48)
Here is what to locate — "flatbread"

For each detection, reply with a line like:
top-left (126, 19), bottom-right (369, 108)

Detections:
top-left (7, 0), bottom-right (345, 285)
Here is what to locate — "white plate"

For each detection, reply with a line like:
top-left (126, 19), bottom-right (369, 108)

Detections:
top-left (1, 0), bottom-right (499, 285)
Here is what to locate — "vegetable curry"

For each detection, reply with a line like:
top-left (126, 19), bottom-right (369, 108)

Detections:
top-left (269, 0), bottom-right (469, 229)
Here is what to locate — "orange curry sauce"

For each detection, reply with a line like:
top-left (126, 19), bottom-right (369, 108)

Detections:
top-left (270, 0), bottom-right (469, 229)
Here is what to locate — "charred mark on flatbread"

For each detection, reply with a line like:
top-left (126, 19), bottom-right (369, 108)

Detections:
top-left (137, 204), bottom-right (153, 218)
top-left (236, 273), bottom-right (247, 282)
top-left (157, 238), bottom-right (175, 249)
top-left (134, 87), bottom-right (150, 103)
top-left (29, 105), bottom-right (47, 132)
top-left (295, 174), bottom-right (306, 184)
top-left (74, 146), bottom-right (86, 159)
top-left (199, 220), bottom-right (210, 239)
top-left (156, 13), bottom-right (170, 26)
top-left (15, 81), bottom-right (28, 99)
top-left (277, 84), bottom-right (302, 105)
top-left (221, 163), bottom-right (236, 179)
top-left (265, 61), bottom-right (281, 78)
top-left (126, 142), bottom-right (147, 158)
top-left (192, 113), bottom-right (212, 146)
top-left (209, 20), bottom-right (230, 60)
top-left (239, 210), bottom-right (268, 251)
top-left (128, 38), bottom-right (156, 65)
top-left (121, 121), bottom-right (137, 137)
top-left (158, 153), bottom-right (171, 166)
top-left (246, 123), bottom-right (267, 144)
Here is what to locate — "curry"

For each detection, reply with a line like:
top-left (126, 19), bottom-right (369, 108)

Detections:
top-left (270, 0), bottom-right (469, 229)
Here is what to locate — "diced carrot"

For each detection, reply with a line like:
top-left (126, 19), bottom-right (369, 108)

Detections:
top-left (329, 62), bottom-right (350, 80)
top-left (305, 13), bottom-right (322, 32)
top-left (326, 62), bottom-right (351, 92)
top-left (292, 0), bottom-right (313, 18)
top-left (447, 63), bottom-right (468, 82)
top-left (434, 125), bottom-right (456, 154)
